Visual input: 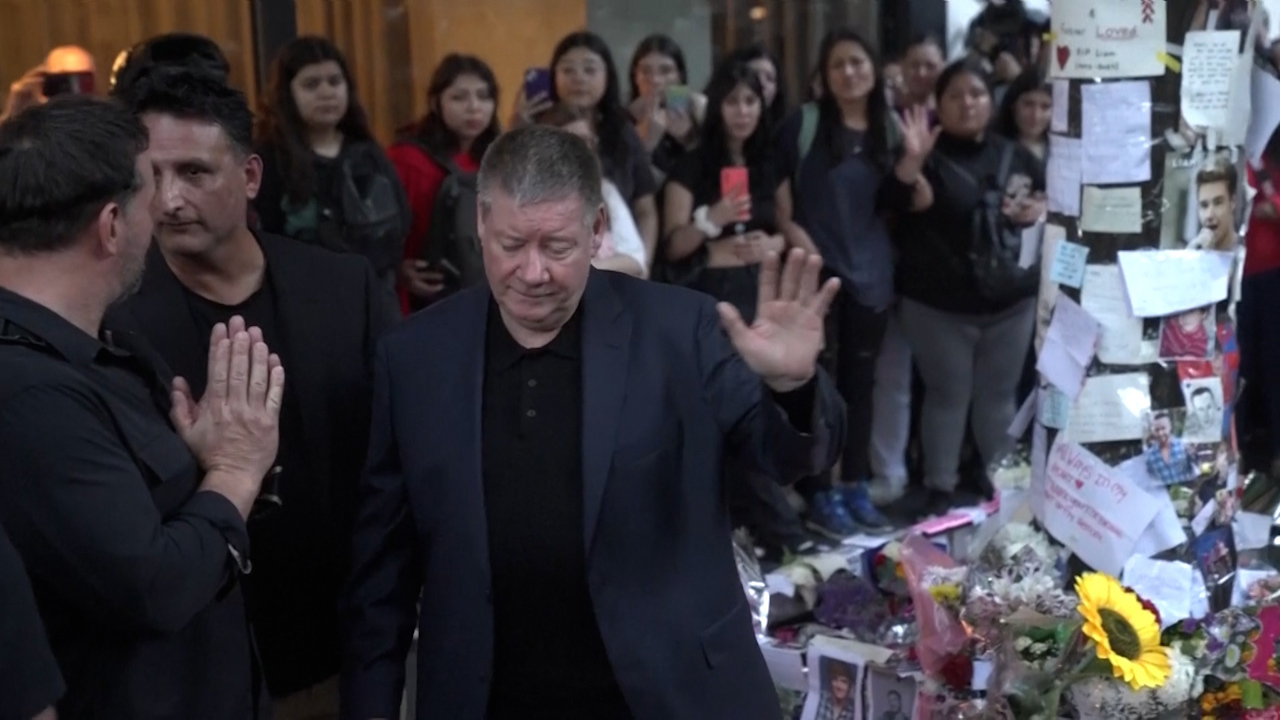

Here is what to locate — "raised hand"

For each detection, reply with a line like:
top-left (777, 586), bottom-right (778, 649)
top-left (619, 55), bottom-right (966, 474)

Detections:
top-left (898, 104), bottom-right (941, 161)
top-left (717, 248), bottom-right (841, 392)
top-left (172, 315), bottom-right (285, 517)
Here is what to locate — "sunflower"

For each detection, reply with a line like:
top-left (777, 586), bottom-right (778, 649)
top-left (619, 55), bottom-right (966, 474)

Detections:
top-left (1074, 572), bottom-right (1172, 690)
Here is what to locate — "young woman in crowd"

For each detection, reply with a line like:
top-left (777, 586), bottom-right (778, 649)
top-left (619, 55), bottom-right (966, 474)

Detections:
top-left (253, 36), bottom-right (410, 302)
top-left (776, 28), bottom-right (930, 535)
top-left (730, 43), bottom-right (788, 129)
top-left (627, 34), bottom-right (706, 185)
top-left (996, 69), bottom-right (1052, 161)
top-left (663, 56), bottom-right (818, 559)
top-left (865, 32), bottom-right (947, 511)
top-left (899, 34), bottom-right (946, 111)
top-left (514, 31), bottom-right (659, 267)
top-left (536, 103), bottom-right (648, 278)
top-left (662, 58), bottom-right (795, 319)
top-left (892, 60), bottom-right (1044, 510)
top-left (387, 53), bottom-right (500, 313)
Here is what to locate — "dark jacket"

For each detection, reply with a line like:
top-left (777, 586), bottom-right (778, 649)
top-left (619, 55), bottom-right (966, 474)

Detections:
top-left (892, 132), bottom-right (1045, 315)
top-left (113, 232), bottom-right (394, 696)
top-left (341, 270), bottom-right (845, 720)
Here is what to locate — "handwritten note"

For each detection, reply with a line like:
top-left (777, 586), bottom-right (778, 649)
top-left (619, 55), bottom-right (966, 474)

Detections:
top-left (1050, 0), bottom-right (1168, 79)
top-left (1181, 30), bottom-right (1242, 129)
top-left (1118, 455), bottom-right (1190, 557)
top-left (1047, 135), bottom-right (1082, 217)
top-left (1081, 186), bottom-right (1144, 234)
top-left (1080, 264), bottom-right (1154, 365)
top-left (1048, 238), bottom-right (1089, 288)
top-left (1122, 556), bottom-right (1193, 628)
top-left (1052, 79), bottom-right (1070, 133)
top-left (1117, 249), bottom-right (1235, 317)
top-left (1063, 372), bottom-right (1151, 444)
top-left (1046, 295), bottom-right (1101, 366)
top-left (1039, 386), bottom-right (1071, 429)
top-left (1082, 81), bottom-right (1153, 185)
top-left (1042, 438), bottom-right (1160, 576)
top-left (1031, 422), bottom-right (1048, 521)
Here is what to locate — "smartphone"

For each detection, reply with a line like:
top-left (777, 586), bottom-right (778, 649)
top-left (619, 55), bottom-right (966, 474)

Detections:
top-left (664, 84), bottom-right (692, 114)
top-left (42, 71), bottom-right (95, 97)
top-left (523, 67), bottom-right (552, 102)
top-left (720, 167), bottom-right (750, 200)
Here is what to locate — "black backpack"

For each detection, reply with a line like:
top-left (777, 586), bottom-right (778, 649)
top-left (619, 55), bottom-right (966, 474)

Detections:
top-left (322, 145), bottom-right (405, 279)
top-left (404, 142), bottom-right (486, 304)
top-left (936, 142), bottom-right (1038, 305)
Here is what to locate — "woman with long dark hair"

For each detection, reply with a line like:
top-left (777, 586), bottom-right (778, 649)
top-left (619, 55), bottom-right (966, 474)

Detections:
top-left (776, 28), bottom-right (934, 535)
top-left (254, 36), bottom-right (410, 299)
top-left (663, 57), bottom-right (818, 560)
top-left (894, 60), bottom-right (1044, 512)
top-left (387, 53), bottom-right (500, 313)
top-left (727, 43), bottom-right (788, 129)
top-left (996, 69), bottom-right (1051, 161)
top-left (627, 34), bottom-right (706, 183)
top-left (513, 31), bottom-right (659, 266)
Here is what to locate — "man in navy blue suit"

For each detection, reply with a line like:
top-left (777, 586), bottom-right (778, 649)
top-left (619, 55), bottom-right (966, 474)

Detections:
top-left (341, 124), bottom-right (846, 720)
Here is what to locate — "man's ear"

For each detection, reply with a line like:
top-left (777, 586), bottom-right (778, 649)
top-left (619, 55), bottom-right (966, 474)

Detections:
top-left (96, 201), bottom-right (125, 258)
top-left (244, 152), bottom-right (264, 201)
top-left (590, 204), bottom-right (606, 254)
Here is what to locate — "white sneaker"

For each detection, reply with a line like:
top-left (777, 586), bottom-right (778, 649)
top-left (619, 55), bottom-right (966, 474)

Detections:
top-left (867, 476), bottom-right (907, 507)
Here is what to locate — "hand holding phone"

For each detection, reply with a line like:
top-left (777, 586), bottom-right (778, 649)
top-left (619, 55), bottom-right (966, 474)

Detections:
top-left (664, 85), bottom-right (692, 114)
top-left (720, 167), bottom-right (751, 217)
top-left (523, 67), bottom-right (552, 103)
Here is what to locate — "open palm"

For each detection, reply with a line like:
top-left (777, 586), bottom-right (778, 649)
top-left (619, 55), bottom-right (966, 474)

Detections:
top-left (717, 248), bottom-right (841, 392)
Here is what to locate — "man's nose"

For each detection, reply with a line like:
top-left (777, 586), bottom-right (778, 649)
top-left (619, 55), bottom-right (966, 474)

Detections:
top-left (517, 251), bottom-right (548, 283)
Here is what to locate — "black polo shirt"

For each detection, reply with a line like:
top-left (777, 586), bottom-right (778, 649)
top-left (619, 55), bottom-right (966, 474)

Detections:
top-left (0, 525), bottom-right (63, 720)
top-left (481, 301), bottom-right (631, 719)
top-left (0, 288), bottom-right (261, 719)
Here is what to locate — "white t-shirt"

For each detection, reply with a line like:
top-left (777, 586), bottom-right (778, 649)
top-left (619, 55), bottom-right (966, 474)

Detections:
top-left (600, 180), bottom-right (648, 276)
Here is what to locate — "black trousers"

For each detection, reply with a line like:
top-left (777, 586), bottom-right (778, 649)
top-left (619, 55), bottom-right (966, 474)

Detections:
top-left (796, 288), bottom-right (890, 496)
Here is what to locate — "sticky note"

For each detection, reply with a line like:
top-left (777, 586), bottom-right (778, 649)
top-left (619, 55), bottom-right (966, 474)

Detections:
top-left (1048, 240), bottom-right (1089, 288)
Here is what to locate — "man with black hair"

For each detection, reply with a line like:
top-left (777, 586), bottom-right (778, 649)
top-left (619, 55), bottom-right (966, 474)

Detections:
top-left (109, 32), bottom-right (232, 96)
top-left (0, 95), bottom-right (284, 718)
top-left (111, 67), bottom-right (393, 719)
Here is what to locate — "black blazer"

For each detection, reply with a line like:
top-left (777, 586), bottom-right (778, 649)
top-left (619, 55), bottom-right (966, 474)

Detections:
top-left (113, 232), bottom-right (395, 695)
top-left (341, 270), bottom-right (845, 720)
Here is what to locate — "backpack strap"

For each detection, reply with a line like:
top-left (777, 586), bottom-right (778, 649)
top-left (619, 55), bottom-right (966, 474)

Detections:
top-left (995, 140), bottom-right (1016, 190)
top-left (794, 102), bottom-right (819, 187)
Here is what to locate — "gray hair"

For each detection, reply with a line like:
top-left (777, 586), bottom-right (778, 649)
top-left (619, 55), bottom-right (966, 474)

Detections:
top-left (477, 124), bottom-right (604, 224)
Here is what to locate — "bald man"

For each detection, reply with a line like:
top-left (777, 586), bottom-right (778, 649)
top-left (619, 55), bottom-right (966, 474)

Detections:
top-left (2, 45), bottom-right (97, 121)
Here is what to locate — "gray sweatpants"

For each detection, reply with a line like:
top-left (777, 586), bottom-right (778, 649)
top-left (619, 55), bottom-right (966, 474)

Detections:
top-left (897, 297), bottom-right (1036, 492)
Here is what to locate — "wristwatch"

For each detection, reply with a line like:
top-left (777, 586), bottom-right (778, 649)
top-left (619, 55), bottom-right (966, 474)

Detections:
top-left (693, 205), bottom-right (722, 238)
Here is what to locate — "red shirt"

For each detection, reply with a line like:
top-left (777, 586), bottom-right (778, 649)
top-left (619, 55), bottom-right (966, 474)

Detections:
top-left (387, 143), bottom-right (480, 314)
top-left (1245, 161), bottom-right (1280, 277)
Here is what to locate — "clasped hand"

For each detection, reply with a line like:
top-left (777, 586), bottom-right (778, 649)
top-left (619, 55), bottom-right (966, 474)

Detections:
top-left (718, 248), bottom-right (841, 393)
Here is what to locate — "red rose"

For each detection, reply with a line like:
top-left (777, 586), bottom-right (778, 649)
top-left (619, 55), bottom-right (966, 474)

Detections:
top-left (1124, 585), bottom-right (1162, 627)
top-left (939, 653), bottom-right (974, 690)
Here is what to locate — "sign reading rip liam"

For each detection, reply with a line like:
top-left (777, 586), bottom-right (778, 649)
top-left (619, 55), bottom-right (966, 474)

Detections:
top-left (1038, 437), bottom-right (1160, 575)
top-left (1051, 0), bottom-right (1168, 79)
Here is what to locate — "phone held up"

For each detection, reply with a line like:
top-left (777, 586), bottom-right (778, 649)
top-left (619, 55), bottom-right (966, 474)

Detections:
top-left (42, 71), bottom-right (95, 98)
top-left (523, 67), bottom-right (552, 102)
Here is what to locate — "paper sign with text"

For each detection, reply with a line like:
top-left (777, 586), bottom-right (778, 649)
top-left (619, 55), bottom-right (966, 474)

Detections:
top-left (1041, 438), bottom-right (1160, 576)
top-left (1051, 0), bottom-right (1168, 79)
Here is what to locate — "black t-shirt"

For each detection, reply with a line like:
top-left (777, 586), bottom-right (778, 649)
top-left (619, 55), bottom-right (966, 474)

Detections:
top-left (600, 123), bottom-right (659, 206)
top-left (180, 277), bottom-right (325, 695)
top-left (666, 149), bottom-right (783, 238)
top-left (0, 527), bottom-right (64, 720)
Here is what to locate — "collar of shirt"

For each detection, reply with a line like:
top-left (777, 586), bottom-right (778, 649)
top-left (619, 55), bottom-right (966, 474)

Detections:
top-left (0, 286), bottom-right (137, 367)
top-left (484, 297), bottom-right (583, 372)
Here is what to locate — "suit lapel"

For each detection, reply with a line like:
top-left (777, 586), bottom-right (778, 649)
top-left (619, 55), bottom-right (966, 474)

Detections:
top-left (580, 271), bottom-right (631, 554)
top-left (458, 288), bottom-right (493, 589)
top-left (259, 236), bottom-right (328, 459)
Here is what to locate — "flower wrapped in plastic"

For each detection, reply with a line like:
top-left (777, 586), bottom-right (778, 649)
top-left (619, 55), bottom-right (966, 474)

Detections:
top-left (990, 572), bottom-right (1175, 718)
top-left (961, 523), bottom-right (1074, 651)
top-left (899, 534), bottom-right (971, 683)
top-left (732, 536), bottom-right (769, 637)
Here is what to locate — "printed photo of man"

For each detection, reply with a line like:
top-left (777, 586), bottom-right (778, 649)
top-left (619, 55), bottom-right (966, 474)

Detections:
top-left (812, 660), bottom-right (857, 720)
top-left (1189, 163), bottom-right (1241, 251)
top-left (1145, 411), bottom-right (1200, 485)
